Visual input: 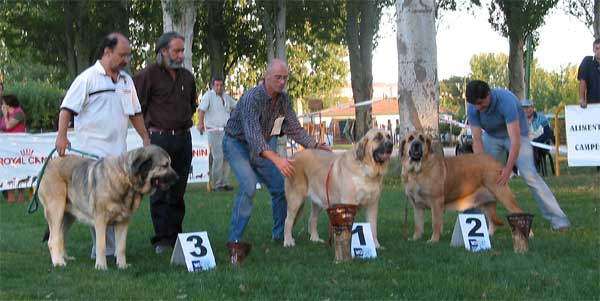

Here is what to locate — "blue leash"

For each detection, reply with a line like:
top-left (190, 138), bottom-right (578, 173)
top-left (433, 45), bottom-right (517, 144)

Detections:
top-left (28, 147), bottom-right (100, 214)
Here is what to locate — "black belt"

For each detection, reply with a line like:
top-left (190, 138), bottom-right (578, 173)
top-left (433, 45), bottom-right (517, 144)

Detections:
top-left (149, 127), bottom-right (190, 136)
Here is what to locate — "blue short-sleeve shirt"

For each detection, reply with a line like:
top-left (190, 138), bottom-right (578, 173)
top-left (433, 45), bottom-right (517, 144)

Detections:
top-left (467, 88), bottom-right (529, 139)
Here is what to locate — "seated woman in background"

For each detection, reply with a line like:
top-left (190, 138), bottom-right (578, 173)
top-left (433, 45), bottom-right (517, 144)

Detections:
top-left (1, 94), bottom-right (28, 203)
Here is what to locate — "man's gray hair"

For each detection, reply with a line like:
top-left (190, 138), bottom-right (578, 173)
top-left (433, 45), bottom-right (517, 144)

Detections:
top-left (155, 31), bottom-right (184, 65)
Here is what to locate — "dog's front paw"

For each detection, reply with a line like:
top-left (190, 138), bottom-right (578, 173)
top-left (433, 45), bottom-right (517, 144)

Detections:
top-left (52, 260), bottom-right (67, 267)
top-left (95, 260), bottom-right (108, 271)
top-left (309, 235), bottom-right (323, 243)
top-left (283, 238), bottom-right (295, 247)
top-left (410, 233), bottom-right (423, 241)
top-left (426, 237), bottom-right (440, 243)
top-left (117, 262), bottom-right (130, 270)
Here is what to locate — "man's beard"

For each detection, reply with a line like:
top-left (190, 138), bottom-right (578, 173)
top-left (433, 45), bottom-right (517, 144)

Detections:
top-left (164, 55), bottom-right (183, 69)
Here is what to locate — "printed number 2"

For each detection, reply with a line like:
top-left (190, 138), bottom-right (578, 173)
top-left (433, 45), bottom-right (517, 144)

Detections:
top-left (352, 225), bottom-right (366, 245)
top-left (186, 235), bottom-right (208, 257)
top-left (466, 218), bottom-right (484, 237)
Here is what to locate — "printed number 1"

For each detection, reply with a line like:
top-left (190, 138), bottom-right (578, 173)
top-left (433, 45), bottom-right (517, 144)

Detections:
top-left (186, 235), bottom-right (208, 257)
top-left (352, 225), bottom-right (366, 245)
top-left (466, 218), bottom-right (484, 237)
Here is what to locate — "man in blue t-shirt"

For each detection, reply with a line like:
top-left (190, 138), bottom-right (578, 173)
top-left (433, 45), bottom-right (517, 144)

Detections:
top-left (466, 80), bottom-right (570, 232)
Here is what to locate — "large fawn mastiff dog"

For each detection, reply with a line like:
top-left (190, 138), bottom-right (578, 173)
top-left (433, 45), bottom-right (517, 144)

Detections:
top-left (284, 128), bottom-right (394, 248)
top-left (38, 145), bottom-right (178, 270)
top-left (400, 131), bottom-right (523, 242)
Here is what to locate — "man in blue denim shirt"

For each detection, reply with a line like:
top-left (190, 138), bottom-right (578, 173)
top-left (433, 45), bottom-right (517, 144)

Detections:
top-left (223, 59), bottom-right (331, 265)
top-left (466, 80), bottom-right (570, 232)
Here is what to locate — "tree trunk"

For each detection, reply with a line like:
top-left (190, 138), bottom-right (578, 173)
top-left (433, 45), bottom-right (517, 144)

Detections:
top-left (206, 0), bottom-right (225, 80)
top-left (396, 0), bottom-right (439, 139)
top-left (594, 0), bottom-right (599, 39)
top-left (260, 1), bottom-right (275, 63)
top-left (275, 0), bottom-right (286, 63)
top-left (161, 0), bottom-right (197, 72)
top-left (346, 0), bottom-right (374, 141)
top-left (508, 34), bottom-right (525, 99)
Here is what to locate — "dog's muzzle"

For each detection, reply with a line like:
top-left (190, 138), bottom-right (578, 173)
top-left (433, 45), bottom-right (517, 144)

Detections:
top-left (374, 141), bottom-right (394, 164)
top-left (153, 171), bottom-right (179, 191)
top-left (409, 141), bottom-right (423, 161)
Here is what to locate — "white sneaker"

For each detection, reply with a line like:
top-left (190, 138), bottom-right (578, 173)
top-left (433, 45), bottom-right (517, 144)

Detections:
top-left (256, 183), bottom-right (262, 190)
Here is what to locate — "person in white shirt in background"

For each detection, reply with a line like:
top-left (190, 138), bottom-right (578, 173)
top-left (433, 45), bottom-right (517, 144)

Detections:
top-left (197, 77), bottom-right (236, 191)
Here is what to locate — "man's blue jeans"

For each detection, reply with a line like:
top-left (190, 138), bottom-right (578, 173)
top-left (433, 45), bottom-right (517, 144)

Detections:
top-left (483, 133), bottom-right (570, 230)
top-left (223, 135), bottom-right (287, 242)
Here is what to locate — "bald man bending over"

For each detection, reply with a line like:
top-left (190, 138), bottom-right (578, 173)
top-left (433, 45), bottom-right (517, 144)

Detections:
top-left (222, 59), bottom-right (331, 265)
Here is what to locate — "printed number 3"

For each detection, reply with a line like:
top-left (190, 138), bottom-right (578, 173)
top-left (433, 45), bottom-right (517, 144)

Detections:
top-left (466, 217), bottom-right (484, 237)
top-left (187, 235), bottom-right (208, 257)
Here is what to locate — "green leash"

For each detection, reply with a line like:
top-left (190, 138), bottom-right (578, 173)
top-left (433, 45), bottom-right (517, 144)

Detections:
top-left (28, 147), bottom-right (100, 214)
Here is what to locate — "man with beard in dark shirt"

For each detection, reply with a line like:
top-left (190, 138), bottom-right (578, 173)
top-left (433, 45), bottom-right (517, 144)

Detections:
top-left (134, 32), bottom-right (197, 254)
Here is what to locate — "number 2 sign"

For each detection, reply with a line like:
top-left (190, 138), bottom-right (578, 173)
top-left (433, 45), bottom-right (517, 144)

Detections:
top-left (450, 214), bottom-right (492, 252)
top-left (171, 232), bottom-right (216, 271)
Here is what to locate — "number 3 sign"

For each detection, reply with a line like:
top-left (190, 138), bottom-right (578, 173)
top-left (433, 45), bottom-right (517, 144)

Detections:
top-left (171, 232), bottom-right (216, 271)
top-left (450, 214), bottom-right (492, 252)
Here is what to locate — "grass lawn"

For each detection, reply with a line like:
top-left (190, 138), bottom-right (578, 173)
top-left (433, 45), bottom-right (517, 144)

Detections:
top-left (0, 164), bottom-right (598, 300)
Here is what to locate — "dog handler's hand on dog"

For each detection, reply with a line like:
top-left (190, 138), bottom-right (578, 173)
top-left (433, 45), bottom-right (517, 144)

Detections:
top-left (261, 149), bottom-right (295, 177)
top-left (55, 109), bottom-right (73, 156)
top-left (55, 135), bottom-right (71, 157)
top-left (316, 142), bottom-right (332, 152)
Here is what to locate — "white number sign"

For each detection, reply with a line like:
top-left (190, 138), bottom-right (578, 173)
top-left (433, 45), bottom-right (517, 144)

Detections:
top-left (450, 214), bottom-right (492, 252)
top-left (171, 232), bottom-right (216, 271)
top-left (351, 222), bottom-right (377, 259)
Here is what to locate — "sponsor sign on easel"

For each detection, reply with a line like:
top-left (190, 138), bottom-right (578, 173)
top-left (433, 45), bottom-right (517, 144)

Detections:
top-left (171, 232), bottom-right (216, 272)
top-left (450, 214), bottom-right (491, 252)
top-left (351, 222), bottom-right (377, 259)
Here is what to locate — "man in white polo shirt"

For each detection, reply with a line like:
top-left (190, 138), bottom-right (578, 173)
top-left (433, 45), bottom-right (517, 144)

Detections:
top-left (55, 32), bottom-right (150, 259)
top-left (197, 77), bottom-right (236, 191)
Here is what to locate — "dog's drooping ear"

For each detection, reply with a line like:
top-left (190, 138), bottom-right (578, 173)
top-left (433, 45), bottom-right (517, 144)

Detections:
top-left (400, 139), bottom-right (406, 159)
top-left (356, 137), bottom-right (368, 161)
top-left (132, 151), bottom-right (153, 185)
top-left (425, 135), bottom-right (433, 154)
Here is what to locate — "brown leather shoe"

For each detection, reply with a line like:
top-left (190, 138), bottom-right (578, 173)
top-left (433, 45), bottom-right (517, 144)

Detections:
top-left (226, 241), bottom-right (251, 265)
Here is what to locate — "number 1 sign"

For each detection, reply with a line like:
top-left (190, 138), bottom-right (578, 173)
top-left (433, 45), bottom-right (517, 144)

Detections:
top-left (450, 214), bottom-right (492, 252)
top-left (171, 232), bottom-right (216, 271)
top-left (351, 223), bottom-right (377, 259)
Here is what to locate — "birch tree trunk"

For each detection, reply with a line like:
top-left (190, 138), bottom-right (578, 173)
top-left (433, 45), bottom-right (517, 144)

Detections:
top-left (508, 34), bottom-right (525, 99)
top-left (161, 0), bottom-right (196, 72)
top-left (274, 0), bottom-right (287, 63)
top-left (262, 2), bottom-right (275, 63)
top-left (396, 0), bottom-right (439, 139)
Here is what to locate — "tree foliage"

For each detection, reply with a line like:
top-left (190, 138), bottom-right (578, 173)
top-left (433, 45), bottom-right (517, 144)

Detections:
top-left (469, 53), bottom-right (509, 88)
top-left (563, 0), bottom-right (599, 38)
top-left (486, 0), bottom-right (558, 98)
top-left (468, 52), bottom-right (578, 113)
top-left (0, 0), bottom-right (130, 82)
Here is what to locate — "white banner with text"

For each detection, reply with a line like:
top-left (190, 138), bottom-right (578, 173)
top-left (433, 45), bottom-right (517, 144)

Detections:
top-left (565, 104), bottom-right (600, 167)
top-left (0, 128), bottom-right (210, 191)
